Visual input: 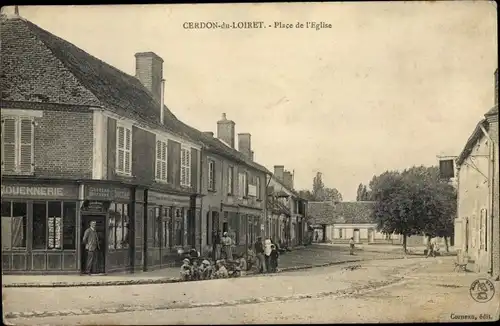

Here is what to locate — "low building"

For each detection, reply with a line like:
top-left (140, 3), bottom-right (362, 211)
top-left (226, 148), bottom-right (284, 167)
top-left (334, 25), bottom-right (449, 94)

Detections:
top-left (307, 201), bottom-right (399, 244)
top-left (454, 68), bottom-right (498, 277)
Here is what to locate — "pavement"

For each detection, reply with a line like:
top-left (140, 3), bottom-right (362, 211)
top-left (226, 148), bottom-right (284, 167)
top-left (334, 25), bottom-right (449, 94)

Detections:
top-left (2, 244), bottom-right (411, 288)
top-left (4, 255), bottom-right (498, 324)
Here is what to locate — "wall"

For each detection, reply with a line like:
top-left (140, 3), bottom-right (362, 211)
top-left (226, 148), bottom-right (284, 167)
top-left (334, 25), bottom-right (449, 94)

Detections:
top-left (456, 133), bottom-right (490, 273)
top-left (487, 117), bottom-right (499, 279)
top-left (34, 110), bottom-right (93, 179)
top-left (200, 150), bottom-right (266, 255)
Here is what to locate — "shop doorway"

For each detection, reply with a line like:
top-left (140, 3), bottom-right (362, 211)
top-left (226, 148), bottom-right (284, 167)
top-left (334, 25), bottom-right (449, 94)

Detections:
top-left (81, 214), bottom-right (106, 274)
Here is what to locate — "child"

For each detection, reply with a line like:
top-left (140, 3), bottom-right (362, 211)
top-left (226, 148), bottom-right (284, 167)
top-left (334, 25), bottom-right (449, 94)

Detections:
top-left (180, 258), bottom-right (192, 281)
top-left (270, 244), bottom-right (279, 273)
top-left (214, 260), bottom-right (228, 279)
top-left (191, 260), bottom-right (201, 280)
top-left (199, 259), bottom-right (213, 280)
top-left (246, 246), bottom-right (256, 271)
top-left (238, 255), bottom-right (247, 276)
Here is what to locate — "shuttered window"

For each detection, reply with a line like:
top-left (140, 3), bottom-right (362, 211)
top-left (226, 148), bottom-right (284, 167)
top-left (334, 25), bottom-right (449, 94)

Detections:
top-left (116, 124), bottom-right (132, 175)
top-left (1, 116), bottom-right (34, 175)
top-left (180, 147), bottom-right (191, 187)
top-left (208, 159), bottom-right (215, 191)
top-left (155, 138), bottom-right (168, 182)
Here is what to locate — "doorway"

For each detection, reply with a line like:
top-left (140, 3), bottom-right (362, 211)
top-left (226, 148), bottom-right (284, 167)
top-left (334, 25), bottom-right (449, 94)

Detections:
top-left (81, 214), bottom-right (106, 274)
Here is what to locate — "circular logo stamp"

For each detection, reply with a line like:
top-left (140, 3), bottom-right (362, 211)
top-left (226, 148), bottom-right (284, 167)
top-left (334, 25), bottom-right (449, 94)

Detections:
top-left (469, 278), bottom-right (495, 303)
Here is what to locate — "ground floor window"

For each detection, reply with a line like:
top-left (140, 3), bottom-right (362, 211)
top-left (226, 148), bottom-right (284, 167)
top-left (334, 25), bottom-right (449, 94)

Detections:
top-left (1, 201), bottom-right (27, 250)
top-left (108, 202), bottom-right (130, 249)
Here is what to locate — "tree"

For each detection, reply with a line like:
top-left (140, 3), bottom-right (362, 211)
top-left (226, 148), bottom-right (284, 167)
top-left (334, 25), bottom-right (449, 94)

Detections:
top-left (369, 166), bottom-right (457, 253)
top-left (356, 183), bottom-right (370, 201)
top-left (301, 172), bottom-right (343, 202)
top-left (298, 190), bottom-right (315, 201)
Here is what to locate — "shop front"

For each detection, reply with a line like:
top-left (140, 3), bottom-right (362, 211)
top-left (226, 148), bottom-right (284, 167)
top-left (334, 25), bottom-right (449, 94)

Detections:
top-left (81, 183), bottom-right (135, 274)
top-left (145, 191), bottom-right (200, 270)
top-left (1, 181), bottom-right (80, 274)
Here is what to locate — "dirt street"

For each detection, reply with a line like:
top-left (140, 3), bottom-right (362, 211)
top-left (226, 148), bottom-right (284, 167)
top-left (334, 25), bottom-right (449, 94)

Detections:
top-left (4, 257), bottom-right (499, 325)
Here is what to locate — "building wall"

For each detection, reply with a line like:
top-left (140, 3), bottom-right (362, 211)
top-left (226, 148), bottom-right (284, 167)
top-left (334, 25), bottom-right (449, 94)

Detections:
top-left (268, 176), bottom-right (305, 246)
top-left (456, 133), bottom-right (490, 273)
top-left (1, 108), bottom-right (94, 179)
top-left (487, 116), bottom-right (499, 279)
top-left (35, 109), bottom-right (94, 179)
top-left (200, 150), bottom-right (266, 255)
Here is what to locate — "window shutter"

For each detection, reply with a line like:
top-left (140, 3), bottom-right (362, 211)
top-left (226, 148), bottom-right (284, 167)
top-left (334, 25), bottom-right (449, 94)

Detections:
top-left (186, 149), bottom-right (191, 186)
top-left (124, 128), bottom-right (131, 173)
top-left (1, 118), bottom-right (16, 173)
top-left (19, 119), bottom-right (34, 174)
top-left (117, 126), bottom-right (125, 172)
top-left (180, 149), bottom-right (185, 185)
top-left (162, 142), bottom-right (167, 180)
top-left (156, 140), bottom-right (162, 180)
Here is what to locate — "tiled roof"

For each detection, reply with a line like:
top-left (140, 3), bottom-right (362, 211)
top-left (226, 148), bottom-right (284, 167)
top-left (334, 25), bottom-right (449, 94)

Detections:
top-left (266, 198), bottom-right (291, 216)
top-left (485, 105), bottom-right (498, 117)
top-left (307, 201), bottom-right (376, 225)
top-left (0, 15), bottom-right (269, 174)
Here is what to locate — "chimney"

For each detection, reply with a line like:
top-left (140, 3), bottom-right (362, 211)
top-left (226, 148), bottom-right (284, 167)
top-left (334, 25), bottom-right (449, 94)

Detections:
top-left (14, 6), bottom-right (19, 15)
top-left (135, 52), bottom-right (164, 104)
top-left (495, 68), bottom-right (498, 106)
top-left (283, 171), bottom-right (294, 190)
top-left (203, 131), bottom-right (214, 137)
top-left (238, 133), bottom-right (252, 159)
top-left (217, 113), bottom-right (235, 148)
top-left (274, 165), bottom-right (284, 181)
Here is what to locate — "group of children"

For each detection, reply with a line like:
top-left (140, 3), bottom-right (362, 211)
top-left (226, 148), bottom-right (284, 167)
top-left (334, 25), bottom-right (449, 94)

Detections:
top-left (180, 256), bottom-right (249, 281)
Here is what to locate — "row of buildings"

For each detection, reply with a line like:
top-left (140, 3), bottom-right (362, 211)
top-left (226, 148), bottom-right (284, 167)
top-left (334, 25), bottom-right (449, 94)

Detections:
top-left (0, 13), bottom-right (308, 274)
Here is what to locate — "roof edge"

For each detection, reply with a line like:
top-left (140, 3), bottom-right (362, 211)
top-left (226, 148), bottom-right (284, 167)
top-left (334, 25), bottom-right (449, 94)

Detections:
top-left (456, 119), bottom-right (487, 166)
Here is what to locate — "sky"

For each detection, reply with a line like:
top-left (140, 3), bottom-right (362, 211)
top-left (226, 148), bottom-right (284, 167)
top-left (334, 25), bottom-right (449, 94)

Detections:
top-left (4, 3), bottom-right (497, 201)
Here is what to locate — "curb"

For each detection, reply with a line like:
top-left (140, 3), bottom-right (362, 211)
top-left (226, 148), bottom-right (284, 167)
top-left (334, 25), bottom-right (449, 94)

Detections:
top-left (2, 255), bottom-right (417, 288)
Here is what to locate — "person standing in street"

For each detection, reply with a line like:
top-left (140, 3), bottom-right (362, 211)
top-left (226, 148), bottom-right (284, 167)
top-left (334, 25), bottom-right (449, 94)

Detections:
top-left (82, 220), bottom-right (100, 275)
top-left (264, 238), bottom-right (272, 272)
top-left (221, 231), bottom-right (233, 260)
top-left (254, 237), bottom-right (265, 273)
top-left (212, 230), bottom-right (222, 261)
top-left (349, 237), bottom-right (355, 255)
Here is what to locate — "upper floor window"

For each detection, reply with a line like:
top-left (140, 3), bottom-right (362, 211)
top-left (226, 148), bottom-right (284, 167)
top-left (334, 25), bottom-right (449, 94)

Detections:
top-left (180, 147), bottom-right (191, 187)
top-left (156, 138), bottom-right (168, 182)
top-left (227, 166), bottom-right (234, 195)
top-left (208, 159), bottom-right (216, 191)
top-left (116, 124), bottom-right (132, 175)
top-left (238, 172), bottom-right (248, 198)
top-left (1, 116), bottom-right (34, 175)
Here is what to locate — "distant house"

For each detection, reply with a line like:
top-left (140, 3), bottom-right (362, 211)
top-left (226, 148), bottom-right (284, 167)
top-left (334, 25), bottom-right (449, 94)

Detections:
top-left (307, 201), bottom-right (400, 244)
top-left (454, 68), bottom-right (498, 278)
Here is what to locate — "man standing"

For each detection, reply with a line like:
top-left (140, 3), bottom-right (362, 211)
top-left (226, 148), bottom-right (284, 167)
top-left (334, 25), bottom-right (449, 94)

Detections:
top-left (349, 237), bottom-right (355, 255)
top-left (254, 237), bottom-right (265, 273)
top-left (212, 230), bottom-right (222, 260)
top-left (82, 220), bottom-right (100, 275)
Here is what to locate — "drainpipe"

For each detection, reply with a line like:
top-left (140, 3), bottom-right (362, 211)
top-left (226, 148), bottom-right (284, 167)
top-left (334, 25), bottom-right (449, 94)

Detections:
top-left (479, 124), bottom-right (494, 275)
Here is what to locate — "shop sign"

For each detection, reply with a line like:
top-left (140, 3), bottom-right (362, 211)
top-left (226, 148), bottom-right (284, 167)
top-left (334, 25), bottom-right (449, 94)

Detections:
top-left (147, 191), bottom-right (190, 206)
top-left (81, 200), bottom-right (108, 213)
top-left (1, 184), bottom-right (78, 199)
top-left (85, 185), bottom-right (131, 201)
